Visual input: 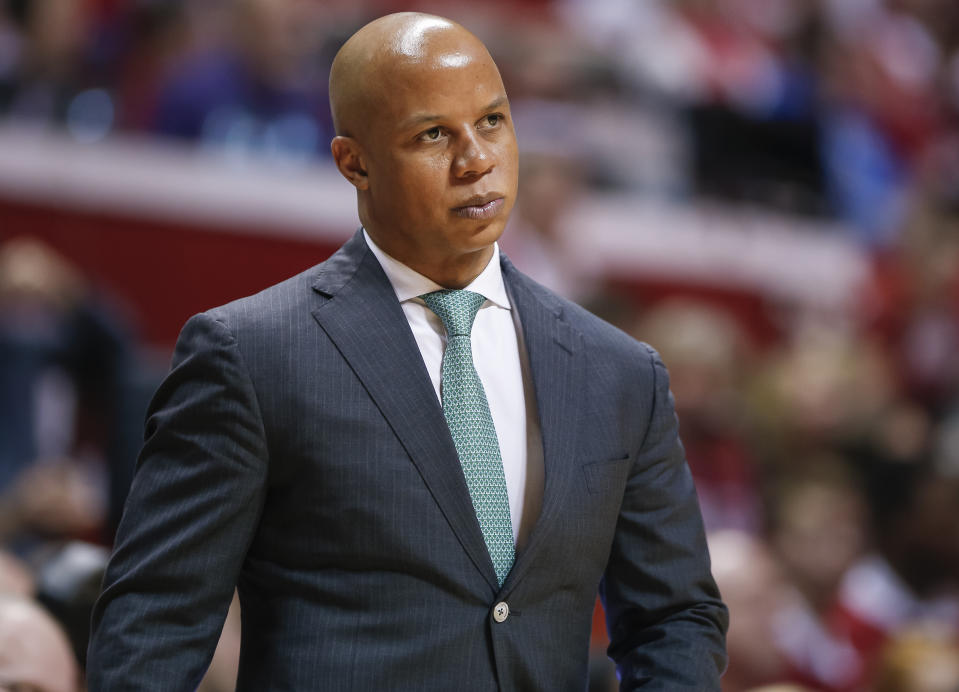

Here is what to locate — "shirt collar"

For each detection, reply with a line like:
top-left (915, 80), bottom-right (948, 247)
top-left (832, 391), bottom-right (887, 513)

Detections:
top-left (363, 228), bottom-right (511, 310)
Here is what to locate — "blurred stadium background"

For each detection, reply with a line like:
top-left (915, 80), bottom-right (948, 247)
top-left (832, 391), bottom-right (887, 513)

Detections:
top-left (2, 0), bottom-right (959, 690)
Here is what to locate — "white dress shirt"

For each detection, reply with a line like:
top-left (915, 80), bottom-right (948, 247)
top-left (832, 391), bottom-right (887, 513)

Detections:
top-left (364, 230), bottom-right (544, 551)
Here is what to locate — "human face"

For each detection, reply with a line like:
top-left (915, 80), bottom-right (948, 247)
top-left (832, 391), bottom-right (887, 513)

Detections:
top-left (357, 42), bottom-right (519, 286)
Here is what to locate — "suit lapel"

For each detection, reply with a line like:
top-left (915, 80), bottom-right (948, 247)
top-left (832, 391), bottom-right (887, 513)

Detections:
top-left (310, 231), bottom-right (499, 591)
top-left (500, 257), bottom-right (584, 592)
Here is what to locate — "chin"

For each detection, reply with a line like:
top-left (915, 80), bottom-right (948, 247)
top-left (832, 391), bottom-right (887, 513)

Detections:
top-left (456, 227), bottom-right (504, 258)
top-left (464, 215), bottom-right (508, 242)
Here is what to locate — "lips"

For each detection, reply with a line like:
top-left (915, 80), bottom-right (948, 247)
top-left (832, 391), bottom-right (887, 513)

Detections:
top-left (452, 193), bottom-right (505, 220)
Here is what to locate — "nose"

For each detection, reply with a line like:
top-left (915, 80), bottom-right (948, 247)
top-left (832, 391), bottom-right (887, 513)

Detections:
top-left (452, 130), bottom-right (494, 180)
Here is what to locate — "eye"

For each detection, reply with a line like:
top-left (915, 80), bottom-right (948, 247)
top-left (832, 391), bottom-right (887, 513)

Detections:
top-left (482, 114), bottom-right (502, 128)
top-left (419, 127), bottom-right (442, 142)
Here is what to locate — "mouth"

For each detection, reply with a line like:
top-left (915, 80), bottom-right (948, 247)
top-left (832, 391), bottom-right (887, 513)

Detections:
top-left (452, 193), bottom-right (505, 220)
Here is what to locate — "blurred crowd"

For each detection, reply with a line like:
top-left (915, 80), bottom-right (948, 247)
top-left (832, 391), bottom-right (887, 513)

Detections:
top-left (3, 0), bottom-right (959, 240)
top-left (2, 0), bottom-right (959, 690)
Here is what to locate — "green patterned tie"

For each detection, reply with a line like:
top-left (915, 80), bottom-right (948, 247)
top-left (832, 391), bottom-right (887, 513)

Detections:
top-left (420, 289), bottom-right (515, 586)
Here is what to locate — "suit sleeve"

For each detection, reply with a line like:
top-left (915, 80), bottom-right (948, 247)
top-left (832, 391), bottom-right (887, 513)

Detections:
top-left (87, 312), bottom-right (269, 690)
top-left (600, 344), bottom-right (729, 690)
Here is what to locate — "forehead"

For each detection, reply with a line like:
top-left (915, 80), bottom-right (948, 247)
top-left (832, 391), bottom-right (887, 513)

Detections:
top-left (369, 39), bottom-right (507, 128)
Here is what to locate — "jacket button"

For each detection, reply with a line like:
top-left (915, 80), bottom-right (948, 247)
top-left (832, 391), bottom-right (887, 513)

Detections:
top-left (492, 601), bottom-right (509, 623)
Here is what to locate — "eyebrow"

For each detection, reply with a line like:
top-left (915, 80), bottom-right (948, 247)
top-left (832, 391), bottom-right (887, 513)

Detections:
top-left (400, 96), bottom-right (509, 130)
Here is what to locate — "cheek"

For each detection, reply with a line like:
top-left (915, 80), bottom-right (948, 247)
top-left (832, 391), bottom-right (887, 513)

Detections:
top-left (500, 147), bottom-right (520, 194)
top-left (394, 156), bottom-right (452, 198)
top-left (372, 160), bottom-right (442, 214)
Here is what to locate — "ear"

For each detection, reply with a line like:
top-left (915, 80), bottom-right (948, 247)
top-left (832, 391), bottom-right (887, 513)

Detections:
top-left (330, 136), bottom-right (369, 190)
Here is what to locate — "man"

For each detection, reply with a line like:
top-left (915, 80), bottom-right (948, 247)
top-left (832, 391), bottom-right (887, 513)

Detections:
top-left (87, 12), bottom-right (727, 690)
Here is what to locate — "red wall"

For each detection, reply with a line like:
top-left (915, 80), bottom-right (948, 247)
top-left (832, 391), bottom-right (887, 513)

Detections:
top-left (1, 196), bottom-right (346, 348)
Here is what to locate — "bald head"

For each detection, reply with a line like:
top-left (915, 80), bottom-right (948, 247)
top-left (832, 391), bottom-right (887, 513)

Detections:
top-left (0, 595), bottom-right (78, 692)
top-left (329, 13), bottom-right (498, 139)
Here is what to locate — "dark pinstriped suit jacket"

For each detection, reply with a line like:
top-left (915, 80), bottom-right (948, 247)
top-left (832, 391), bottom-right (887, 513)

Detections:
top-left (87, 230), bottom-right (727, 690)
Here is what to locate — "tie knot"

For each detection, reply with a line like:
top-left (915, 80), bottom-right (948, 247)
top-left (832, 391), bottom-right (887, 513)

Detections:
top-left (420, 289), bottom-right (486, 336)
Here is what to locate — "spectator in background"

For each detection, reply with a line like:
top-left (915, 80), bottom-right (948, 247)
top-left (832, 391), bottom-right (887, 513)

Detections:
top-left (709, 530), bottom-right (792, 691)
top-left (875, 627), bottom-right (959, 692)
top-left (765, 458), bottom-right (868, 691)
top-left (747, 324), bottom-right (898, 468)
top-left (874, 201), bottom-right (959, 411)
top-left (637, 300), bottom-right (759, 533)
top-left (0, 238), bottom-right (139, 547)
top-left (818, 0), bottom-right (945, 243)
top-left (0, 593), bottom-right (79, 692)
top-left (152, 0), bottom-right (333, 162)
top-left (0, 0), bottom-right (93, 127)
top-left (104, 2), bottom-right (191, 133)
top-left (0, 0), bottom-right (183, 141)
top-left (834, 457), bottom-right (959, 684)
top-left (0, 238), bottom-right (139, 673)
top-left (500, 149), bottom-right (596, 302)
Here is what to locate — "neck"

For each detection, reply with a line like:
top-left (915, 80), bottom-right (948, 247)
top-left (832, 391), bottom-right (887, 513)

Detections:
top-left (367, 232), bottom-right (495, 288)
top-left (419, 246), bottom-right (495, 288)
